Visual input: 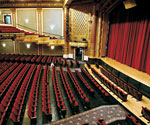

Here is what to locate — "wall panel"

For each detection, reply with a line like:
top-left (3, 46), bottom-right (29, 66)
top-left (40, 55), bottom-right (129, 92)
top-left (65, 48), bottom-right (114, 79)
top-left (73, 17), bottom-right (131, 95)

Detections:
top-left (19, 43), bottom-right (38, 55)
top-left (17, 9), bottom-right (37, 33)
top-left (43, 9), bottom-right (63, 37)
top-left (42, 45), bottom-right (63, 56)
top-left (0, 39), bottom-right (14, 54)
top-left (69, 8), bottom-right (88, 42)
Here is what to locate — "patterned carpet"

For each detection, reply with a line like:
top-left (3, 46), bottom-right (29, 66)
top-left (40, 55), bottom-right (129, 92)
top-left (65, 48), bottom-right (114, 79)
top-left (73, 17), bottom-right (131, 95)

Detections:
top-left (46, 105), bottom-right (126, 125)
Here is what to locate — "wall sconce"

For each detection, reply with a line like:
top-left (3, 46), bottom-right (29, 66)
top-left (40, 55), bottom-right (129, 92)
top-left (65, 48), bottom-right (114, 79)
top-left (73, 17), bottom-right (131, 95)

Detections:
top-left (26, 43), bottom-right (31, 49)
top-left (49, 25), bottom-right (55, 30)
top-left (2, 43), bottom-right (6, 47)
top-left (88, 13), bottom-right (92, 24)
top-left (25, 18), bottom-right (29, 24)
top-left (51, 46), bottom-right (55, 50)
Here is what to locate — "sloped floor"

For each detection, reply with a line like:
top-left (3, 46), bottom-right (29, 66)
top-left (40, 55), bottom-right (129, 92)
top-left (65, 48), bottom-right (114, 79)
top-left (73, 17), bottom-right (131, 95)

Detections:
top-left (5, 61), bottom-right (121, 125)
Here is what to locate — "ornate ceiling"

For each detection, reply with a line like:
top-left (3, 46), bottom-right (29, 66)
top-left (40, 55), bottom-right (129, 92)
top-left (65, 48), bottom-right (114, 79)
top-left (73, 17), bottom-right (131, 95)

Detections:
top-left (0, 0), bottom-right (64, 8)
top-left (0, 0), bottom-right (120, 10)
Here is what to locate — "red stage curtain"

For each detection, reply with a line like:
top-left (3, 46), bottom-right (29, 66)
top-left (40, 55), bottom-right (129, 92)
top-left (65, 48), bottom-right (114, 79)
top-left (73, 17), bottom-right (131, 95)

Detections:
top-left (107, 5), bottom-right (150, 74)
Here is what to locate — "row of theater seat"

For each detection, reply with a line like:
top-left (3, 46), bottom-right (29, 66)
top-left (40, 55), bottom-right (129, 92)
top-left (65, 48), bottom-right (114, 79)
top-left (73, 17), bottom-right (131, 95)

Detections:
top-left (96, 118), bottom-right (106, 125)
top-left (0, 62), bottom-right (18, 84)
top-left (141, 107), bottom-right (150, 122)
top-left (91, 68), bottom-right (128, 102)
top-left (100, 67), bottom-right (143, 101)
top-left (0, 54), bottom-right (53, 64)
top-left (41, 56), bottom-right (47, 64)
top-left (0, 26), bottom-right (25, 33)
top-left (0, 63), bottom-right (24, 101)
top-left (86, 61), bottom-right (91, 69)
top-left (20, 55), bottom-right (27, 62)
top-left (75, 70), bottom-right (95, 96)
top-left (10, 64), bottom-right (36, 124)
top-left (0, 64), bottom-right (30, 125)
top-left (52, 66), bottom-right (66, 118)
top-left (58, 57), bottom-right (63, 66)
top-left (0, 62), bottom-right (8, 74)
top-left (0, 25), bottom-right (58, 39)
top-left (0, 54), bottom-right (81, 68)
top-left (0, 25), bottom-right (45, 36)
top-left (75, 60), bottom-right (80, 67)
top-left (0, 61), bottom-right (7, 67)
top-left (67, 67), bottom-right (90, 107)
top-left (35, 55), bottom-right (43, 63)
top-left (0, 29), bottom-right (21, 33)
top-left (42, 65), bottom-right (52, 121)
top-left (81, 68), bottom-right (110, 100)
top-left (58, 58), bottom-right (74, 67)
top-left (27, 65), bottom-right (42, 124)
top-left (52, 56), bottom-right (56, 65)
top-left (59, 66), bottom-right (79, 112)
top-left (47, 56), bottom-right (52, 64)
top-left (14, 55), bottom-right (23, 61)
top-left (0, 62), bottom-right (12, 76)
top-left (70, 60), bottom-right (74, 66)
top-left (95, 62), bottom-right (99, 69)
top-left (31, 55), bottom-right (38, 63)
top-left (63, 58), bottom-right (68, 66)
top-left (125, 113), bottom-right (142, 125)
top-left (43, 65), bottom-right (49, 84)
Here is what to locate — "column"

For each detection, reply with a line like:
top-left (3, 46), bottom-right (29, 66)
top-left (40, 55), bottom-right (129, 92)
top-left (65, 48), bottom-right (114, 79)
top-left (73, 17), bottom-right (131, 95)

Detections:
top-left (95, 12), bottom-right (102, 58)
top-left (89, 5), bottom-right (97, 58)
top-left (11, 8), bottom-right (17, 27)
top-left (37, 8), bottom-right (42, 55)
top-left (37, 8), bottom-right (43, 34)
top-left (63, 7), bottom-right (69, 58)
top-left (100, 14), bottom-right (109, 57)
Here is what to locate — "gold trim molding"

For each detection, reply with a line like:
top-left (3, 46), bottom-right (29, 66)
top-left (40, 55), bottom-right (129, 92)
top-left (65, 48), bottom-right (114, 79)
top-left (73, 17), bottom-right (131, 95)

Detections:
top-left (69, 42), bottom-right (88, 48)
top-left (48, 39), bottom-right (64, 46)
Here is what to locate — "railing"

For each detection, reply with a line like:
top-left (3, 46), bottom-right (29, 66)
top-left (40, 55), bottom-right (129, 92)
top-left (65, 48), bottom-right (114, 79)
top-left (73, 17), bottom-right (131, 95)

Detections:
top-left (17, 24), bottom-right (64, 39)
top-left (0, 20), bottom-right (64, 39)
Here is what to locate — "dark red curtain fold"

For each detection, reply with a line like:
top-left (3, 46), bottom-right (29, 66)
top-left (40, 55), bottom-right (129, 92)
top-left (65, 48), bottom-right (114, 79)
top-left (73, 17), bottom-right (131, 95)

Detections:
top-left (107, 5), bottom-right (150, 74)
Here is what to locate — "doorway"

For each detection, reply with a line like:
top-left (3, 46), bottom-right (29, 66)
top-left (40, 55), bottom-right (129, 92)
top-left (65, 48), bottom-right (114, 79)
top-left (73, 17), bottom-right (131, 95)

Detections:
top-left (75, 47), bottom-right (82, 61)
top-left (4, 15), bottom-right (11, 24)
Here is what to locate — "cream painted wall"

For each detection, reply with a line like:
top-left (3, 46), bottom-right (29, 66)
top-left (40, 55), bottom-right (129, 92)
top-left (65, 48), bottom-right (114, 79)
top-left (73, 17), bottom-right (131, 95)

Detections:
top-left (0, 39), bottom-right (14, 54)
top-left (0, 8), bottom-right (64, 56)
top-left (17, 9), bottom-right (37, 33)
top-left (42, 45), bottom-right (63, 56)
top-left (43, 9), bottom-right (63, 38)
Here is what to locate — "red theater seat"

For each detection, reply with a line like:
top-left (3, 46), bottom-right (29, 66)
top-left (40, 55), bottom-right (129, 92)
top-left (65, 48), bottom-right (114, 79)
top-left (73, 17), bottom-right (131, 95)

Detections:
top-left (141, 107), bottom-right (150, 121)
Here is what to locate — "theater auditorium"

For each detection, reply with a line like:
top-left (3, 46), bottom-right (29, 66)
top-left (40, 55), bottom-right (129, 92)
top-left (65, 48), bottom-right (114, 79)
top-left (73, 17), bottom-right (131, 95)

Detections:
top-left (0, 0), bottom-right (150, 125)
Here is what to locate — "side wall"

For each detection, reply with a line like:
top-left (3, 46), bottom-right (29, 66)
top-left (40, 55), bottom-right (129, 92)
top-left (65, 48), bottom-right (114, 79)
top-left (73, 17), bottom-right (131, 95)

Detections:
top-left (0, 8), bottom-right (63, 56)
top-left (64, 3), bottom-right (113, 61)
top-left (0, 39), bottom-right (63, 56)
